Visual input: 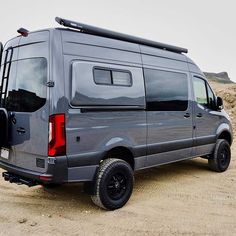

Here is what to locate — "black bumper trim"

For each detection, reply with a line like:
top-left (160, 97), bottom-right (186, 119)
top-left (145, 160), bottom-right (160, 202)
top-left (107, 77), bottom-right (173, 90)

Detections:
top-left (0, 159), bottom-right (98, 183)
top-left (0, 160), bottom-right (43, 181)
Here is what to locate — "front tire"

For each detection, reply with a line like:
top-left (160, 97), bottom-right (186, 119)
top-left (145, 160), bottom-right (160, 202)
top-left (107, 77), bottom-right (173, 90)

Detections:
top-left (91, 158), bottom-right (134, 210)
top-left (208, 139), bottom-right (231, 172)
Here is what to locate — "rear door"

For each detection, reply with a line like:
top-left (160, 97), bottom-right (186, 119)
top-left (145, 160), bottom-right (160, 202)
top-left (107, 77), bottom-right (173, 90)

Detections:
top-left (4, 32), bottom-right (50, 173)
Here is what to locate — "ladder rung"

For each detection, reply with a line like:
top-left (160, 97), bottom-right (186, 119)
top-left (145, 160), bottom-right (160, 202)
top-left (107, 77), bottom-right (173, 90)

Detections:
top-left (0, 47), bottom-right (13, 107)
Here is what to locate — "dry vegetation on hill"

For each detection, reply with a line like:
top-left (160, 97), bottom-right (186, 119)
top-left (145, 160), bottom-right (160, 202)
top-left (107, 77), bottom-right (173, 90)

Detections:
top-left (210, 82), bottom-right (236, 133)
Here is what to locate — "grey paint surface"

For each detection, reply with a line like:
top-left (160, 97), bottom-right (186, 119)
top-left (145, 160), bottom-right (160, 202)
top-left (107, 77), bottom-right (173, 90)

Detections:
top-left (0, 28), bottom-right (233, 183)
top-left (12, 31), bottom-right (50, 173)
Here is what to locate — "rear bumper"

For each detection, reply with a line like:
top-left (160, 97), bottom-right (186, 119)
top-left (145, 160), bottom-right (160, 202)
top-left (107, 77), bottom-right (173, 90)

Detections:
top-left (0, 160), bottom-right (51, 182)
top-left (0, 158), bottom-right (98, 185)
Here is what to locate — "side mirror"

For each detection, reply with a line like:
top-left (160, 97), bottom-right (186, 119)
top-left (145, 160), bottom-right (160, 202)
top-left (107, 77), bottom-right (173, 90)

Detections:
top-left (216, 96), bottom-right (223, 111)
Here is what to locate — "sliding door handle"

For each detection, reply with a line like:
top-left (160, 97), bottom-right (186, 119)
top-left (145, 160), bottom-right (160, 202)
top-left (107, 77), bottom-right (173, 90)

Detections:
top-left (196, 113), bottom-right (203, 118)
top-left (17, 127), bottom-right (26, 134)
top-left (184, 113), bottom-right (191, 118)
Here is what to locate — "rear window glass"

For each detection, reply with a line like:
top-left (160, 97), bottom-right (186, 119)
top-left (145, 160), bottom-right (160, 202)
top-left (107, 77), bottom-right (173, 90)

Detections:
top-left (5, 58), bottom-right (47, 112)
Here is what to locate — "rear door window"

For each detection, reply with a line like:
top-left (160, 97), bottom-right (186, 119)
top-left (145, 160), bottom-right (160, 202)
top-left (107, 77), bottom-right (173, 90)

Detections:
top-left (6, 58), bottom-right (47, 112)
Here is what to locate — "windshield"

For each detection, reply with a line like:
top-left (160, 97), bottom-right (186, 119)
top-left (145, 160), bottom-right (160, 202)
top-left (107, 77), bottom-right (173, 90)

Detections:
top-left (4, 58), bottom-right (47, 112)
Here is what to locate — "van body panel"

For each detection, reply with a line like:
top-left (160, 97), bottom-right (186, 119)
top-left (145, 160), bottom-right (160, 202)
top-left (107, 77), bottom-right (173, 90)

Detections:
top-left (60, 30), bottom-right (141, 54)
top-left (140, 45), bottom-right (188, 62)
top-left (66, 109), bottom-right (147, 168)
top-left (63, 42), bottom-right (142, 65)
top-left (61, 31), bottom-right (142, 66)
top-left (142, 54), bottom-right (189, 71)
top-left (144, 147), bottom-right (194, 168)
top-left (49, 29), bottom-right (67, 114)
top-left (216, 122), bottom-right (233, 142)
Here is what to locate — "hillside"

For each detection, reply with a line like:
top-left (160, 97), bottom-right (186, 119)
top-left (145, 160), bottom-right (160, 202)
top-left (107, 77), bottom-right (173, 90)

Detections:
top-left (209, 81), bottom-right (236, 134)
top-left (204, 71), bottom-right (234, 84)
top-left (205, 72), bottom-right (235, 134)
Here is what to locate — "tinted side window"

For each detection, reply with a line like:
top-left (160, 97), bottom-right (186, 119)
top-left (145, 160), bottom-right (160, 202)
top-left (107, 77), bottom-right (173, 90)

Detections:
top-left (144, 69), bottom-right (188, 111)
top-left (6, 58), bottom-right (47, 112)
top-left (94, 68), bottom-right (132, 87)
top-left (193, 77), bottom-right (208, 106)
top-left (94, 69), bottom-right (112, 85)
top-left (112, 71), bottom-right (132, 86)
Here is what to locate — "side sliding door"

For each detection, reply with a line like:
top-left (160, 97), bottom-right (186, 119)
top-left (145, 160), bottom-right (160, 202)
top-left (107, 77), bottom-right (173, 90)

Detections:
top-left (144, 68), bottom-right (194, 166)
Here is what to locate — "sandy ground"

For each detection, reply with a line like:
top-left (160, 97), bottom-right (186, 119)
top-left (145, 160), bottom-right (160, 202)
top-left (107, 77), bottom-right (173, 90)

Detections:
top-left (0, 83), bottom-right (235, 236)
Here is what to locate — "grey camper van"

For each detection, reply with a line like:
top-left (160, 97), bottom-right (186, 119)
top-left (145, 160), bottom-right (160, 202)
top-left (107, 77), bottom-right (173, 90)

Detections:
top-left (0, 17), bottom-right (233, 210)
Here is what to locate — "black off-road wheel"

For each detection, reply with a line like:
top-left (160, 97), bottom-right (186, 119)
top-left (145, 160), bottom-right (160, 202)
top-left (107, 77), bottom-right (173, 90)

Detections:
top-left (91, 158), bottom-right (134, 210)
top-left (208, 139), bottom-right (231, 172)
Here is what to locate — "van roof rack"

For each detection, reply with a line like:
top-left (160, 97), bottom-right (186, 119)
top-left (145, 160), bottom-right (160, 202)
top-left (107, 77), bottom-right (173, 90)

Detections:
top-left (55, 17), bottom-right (188, 54)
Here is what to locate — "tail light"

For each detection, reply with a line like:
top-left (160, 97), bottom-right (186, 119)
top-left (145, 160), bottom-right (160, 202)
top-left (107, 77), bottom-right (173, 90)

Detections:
top-left (48, 114), bottom-right (66, 157)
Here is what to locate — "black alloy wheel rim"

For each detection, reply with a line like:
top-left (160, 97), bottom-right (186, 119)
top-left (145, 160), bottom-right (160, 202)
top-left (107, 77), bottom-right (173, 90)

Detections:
top-left (219, 145), bottom-right (230, 166)
top-left (106, 173), bottom-right (127, 201)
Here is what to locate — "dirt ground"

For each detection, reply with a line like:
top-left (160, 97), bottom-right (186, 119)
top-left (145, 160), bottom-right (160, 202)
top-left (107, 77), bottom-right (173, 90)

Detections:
top-left (0, 82), bottom-right (235, 236)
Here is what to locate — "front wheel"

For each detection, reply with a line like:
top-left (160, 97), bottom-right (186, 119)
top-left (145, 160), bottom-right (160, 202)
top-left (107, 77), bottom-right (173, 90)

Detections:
top-left (208, 139), bottom-right (231, 172)
top-left (91, 158), bottom-right (134, 210)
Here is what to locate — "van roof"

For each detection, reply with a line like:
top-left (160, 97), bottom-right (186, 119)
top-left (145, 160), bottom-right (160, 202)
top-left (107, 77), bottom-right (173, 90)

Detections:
top-left (5, 17), bottom-right (188, 55)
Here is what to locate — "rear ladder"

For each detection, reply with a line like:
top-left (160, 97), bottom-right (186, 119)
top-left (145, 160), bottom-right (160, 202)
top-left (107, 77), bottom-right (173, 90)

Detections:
top-left (0, 47), bottom-right (13, 107)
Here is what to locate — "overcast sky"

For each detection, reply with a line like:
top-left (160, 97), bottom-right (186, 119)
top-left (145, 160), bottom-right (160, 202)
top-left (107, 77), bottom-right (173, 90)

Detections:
top-left (0, 0), bottom-right (235, 82)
